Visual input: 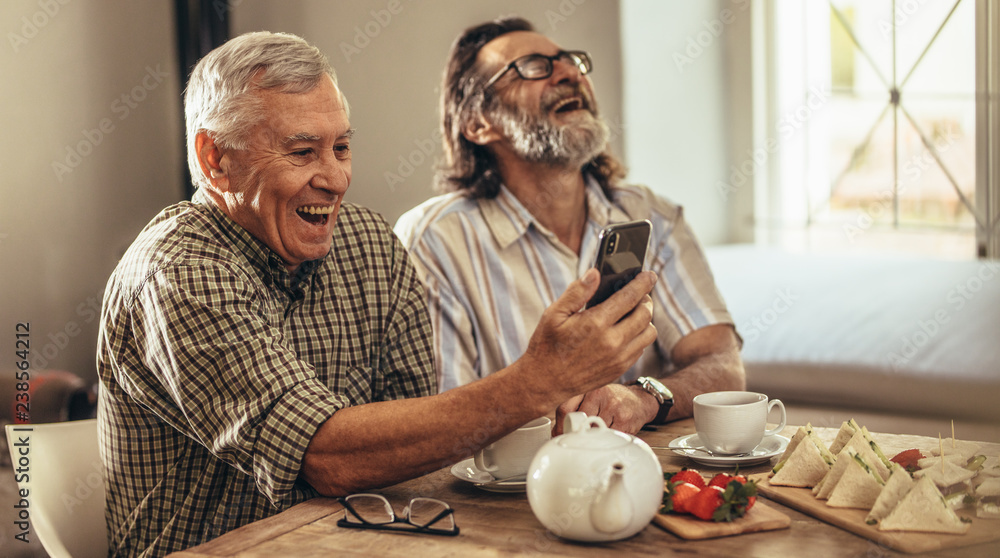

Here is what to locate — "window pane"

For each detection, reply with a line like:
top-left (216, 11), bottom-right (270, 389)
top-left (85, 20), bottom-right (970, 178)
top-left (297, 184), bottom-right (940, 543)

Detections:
top-left (772, 0), bottom-right (976, 258)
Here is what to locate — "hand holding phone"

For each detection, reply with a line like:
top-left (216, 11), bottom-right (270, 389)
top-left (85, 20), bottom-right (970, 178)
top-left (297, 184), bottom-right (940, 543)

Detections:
top-left (586, 219), bottom-right (652, 308)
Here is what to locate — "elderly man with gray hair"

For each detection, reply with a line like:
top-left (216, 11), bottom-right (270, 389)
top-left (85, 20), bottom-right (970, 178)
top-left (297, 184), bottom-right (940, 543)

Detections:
top-left (98, 31), bottom-right (656, 556)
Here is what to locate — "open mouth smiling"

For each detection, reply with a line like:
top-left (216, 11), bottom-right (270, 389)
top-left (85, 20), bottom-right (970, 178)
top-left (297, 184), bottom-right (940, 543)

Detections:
top-left (552, 96), bottom-right (586, 114)
top-left (296, 202), bottom-right (337, 226)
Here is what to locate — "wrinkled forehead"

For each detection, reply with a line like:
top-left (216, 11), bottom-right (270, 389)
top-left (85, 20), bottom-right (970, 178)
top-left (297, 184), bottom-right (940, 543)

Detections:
top-left (477, 31), bottom-right (563, 71)
top-left (254, 75), bottom-right (351, 142)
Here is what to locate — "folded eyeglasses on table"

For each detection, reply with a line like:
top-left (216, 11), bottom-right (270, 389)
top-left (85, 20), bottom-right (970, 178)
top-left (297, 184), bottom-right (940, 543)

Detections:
top-left (337, 494), bottom-right (459, 536)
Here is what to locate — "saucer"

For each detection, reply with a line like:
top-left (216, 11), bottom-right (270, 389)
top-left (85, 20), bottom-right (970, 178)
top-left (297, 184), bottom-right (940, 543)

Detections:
top-left (450, 458), bottom-right (527, 493)
top-left (666, 433), bottom-right (789, 467)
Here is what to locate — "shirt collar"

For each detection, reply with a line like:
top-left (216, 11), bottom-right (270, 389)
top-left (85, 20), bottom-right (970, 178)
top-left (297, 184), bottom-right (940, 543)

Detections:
top-left (191, 188), bottom-right (322, 297)
top-left (477, 174), bottom-right (629, 250)
top-left (583, 174), bottom-right (632, 228)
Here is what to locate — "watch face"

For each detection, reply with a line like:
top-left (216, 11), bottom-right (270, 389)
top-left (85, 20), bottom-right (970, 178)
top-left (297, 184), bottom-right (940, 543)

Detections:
top-left (641, 377), bottom-right (672, 402)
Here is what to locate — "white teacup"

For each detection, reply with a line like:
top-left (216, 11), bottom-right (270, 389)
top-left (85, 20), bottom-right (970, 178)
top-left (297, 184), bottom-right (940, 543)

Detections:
top-left (693, 391), bottom-right (786, 455)
top-left (475, 417), bottom-right (551, 479)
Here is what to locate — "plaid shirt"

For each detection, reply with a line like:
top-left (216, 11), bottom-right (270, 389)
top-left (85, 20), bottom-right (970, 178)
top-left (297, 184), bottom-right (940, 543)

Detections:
top-left (97, 192), bottom-right (435, 557)
top-left (395, 178), bottom-right (735, 391)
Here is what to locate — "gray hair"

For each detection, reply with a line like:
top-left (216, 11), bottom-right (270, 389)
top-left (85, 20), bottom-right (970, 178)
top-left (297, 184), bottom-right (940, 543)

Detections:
top-left (184, 31), bottom-right (349, 189)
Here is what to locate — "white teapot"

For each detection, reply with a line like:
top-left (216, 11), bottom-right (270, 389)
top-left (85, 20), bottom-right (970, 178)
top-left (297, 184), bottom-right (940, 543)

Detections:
top-left (526, 412), bottom-right (664, 542)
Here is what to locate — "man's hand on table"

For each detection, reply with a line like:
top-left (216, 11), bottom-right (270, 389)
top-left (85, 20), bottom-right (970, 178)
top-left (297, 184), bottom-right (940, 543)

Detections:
top-left (554, 383), bottom-right (659, 435)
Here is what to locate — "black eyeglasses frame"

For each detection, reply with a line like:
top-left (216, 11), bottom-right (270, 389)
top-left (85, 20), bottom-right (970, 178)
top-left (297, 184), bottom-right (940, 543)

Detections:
top-left (482, 50), bottom-right (592, 90)
top-left (336, 494), bottom-right (460, 537)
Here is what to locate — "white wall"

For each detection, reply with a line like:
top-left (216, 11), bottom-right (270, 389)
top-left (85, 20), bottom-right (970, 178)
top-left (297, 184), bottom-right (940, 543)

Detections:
top-left (620, 0), bottom-right (752, 245)
top-left (0, 1), bottom-right (183, 385)
top-left (232, 0), bottom-right (625, 226)
top-left (1, 0), bottom-right (748, 387)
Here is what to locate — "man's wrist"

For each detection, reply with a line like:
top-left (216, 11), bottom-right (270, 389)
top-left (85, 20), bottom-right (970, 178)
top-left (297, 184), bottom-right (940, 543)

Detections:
top-left (633, 377), bottom-right (673, 425)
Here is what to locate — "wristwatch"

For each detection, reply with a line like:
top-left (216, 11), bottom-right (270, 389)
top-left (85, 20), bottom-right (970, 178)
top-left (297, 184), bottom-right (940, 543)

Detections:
top-left (635, 376), bottom-right (674, 425)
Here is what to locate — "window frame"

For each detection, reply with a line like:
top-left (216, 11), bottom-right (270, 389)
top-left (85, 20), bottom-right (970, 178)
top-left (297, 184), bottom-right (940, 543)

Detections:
top-left (750, 0), bottom-right (999, 258)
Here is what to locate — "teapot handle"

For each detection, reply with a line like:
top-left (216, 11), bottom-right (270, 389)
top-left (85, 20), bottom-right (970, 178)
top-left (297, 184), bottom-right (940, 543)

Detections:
top-left (564, 412), bottom-right (608, 434)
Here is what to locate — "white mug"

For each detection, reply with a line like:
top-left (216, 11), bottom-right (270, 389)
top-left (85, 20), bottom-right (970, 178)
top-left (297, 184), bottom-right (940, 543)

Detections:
top-left (693, 391), bottom-right (786, 454)
top-left (475, 417), bottom-right (551, 479)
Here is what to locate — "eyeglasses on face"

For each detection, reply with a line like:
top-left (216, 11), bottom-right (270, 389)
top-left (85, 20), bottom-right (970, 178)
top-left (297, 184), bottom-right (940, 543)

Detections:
top-left (483, 50), bottom-right (592, 90)
top-left (337, 494), bottom-right (459, 536)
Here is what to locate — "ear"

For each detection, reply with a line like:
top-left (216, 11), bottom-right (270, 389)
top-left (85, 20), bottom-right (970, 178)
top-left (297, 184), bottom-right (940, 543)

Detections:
top-left (461, 113), bottom-right (502, 146)
top-left (195, 131), bottom-right (231, 192)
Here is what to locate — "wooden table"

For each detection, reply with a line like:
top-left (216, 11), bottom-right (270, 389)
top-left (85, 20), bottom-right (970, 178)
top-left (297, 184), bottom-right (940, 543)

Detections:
top-left (170, 419), bottom-right (1000, 557)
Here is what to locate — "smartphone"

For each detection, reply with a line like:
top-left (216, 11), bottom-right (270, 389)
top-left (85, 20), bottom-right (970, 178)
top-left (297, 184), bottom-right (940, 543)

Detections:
top-left (586, 219), bottom-right (652, 308)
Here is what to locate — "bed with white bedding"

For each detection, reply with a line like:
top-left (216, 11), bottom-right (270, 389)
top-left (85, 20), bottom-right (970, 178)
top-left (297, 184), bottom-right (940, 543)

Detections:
top-left (704, 245), bottom-right (1000, 423)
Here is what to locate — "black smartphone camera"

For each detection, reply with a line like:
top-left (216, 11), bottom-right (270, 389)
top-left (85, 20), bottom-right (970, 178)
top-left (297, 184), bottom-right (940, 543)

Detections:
top-left (585, 219), bottom-right (652, 308)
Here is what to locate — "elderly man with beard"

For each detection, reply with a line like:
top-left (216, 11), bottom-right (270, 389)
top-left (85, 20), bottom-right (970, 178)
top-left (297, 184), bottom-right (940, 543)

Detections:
top-left (395, 17), bottom-right (746, 434)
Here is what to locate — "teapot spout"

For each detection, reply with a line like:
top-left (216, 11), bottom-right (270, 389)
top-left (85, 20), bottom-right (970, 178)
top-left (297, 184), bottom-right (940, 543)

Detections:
top-left (590, 462), bottom-right (633, 534)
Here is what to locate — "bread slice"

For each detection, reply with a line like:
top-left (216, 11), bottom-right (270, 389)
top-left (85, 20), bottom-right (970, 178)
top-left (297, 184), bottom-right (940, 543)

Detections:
top-left (770, 430), bottom-right (833, 488)
top-left (931, 439), bottom-right (982, 460)
top-left (879, 476), bottom-right (971, 534)
top-left (914, 459), bottom-right (976, 488)
top-left (827, 450), bottom-right (885, 509)
top-left (917, 454), bottom-right (968, 469)
top-left (865, 463), bottom-right (914, 525)
top-left (828, 419), bottom-right (858, 455)
top-left (815, 447), bottom-right (854, 499)
top-left (776, 424), bottom-right (812, 464)
top-left (859, 426), bottom-right (893, 472)
top-left (842, 429), bottom-right (890, 481)
top-left (977, 477), bottom-right (1000, 497)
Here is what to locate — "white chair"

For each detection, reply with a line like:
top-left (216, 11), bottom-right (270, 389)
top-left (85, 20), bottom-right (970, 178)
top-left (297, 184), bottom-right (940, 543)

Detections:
top-left (5, 419), bottom-right (107, 558)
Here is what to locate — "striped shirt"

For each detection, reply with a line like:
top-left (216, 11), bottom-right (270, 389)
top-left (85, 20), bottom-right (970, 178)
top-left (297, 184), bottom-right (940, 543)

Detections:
top-left (394, 177), bottom-right (733, 391)
top-left (98, 191), bottom-right (435, 557)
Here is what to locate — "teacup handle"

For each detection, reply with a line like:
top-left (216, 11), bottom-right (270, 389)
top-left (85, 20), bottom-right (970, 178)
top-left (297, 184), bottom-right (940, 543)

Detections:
top-left (763, 399), bottom-right (786, 437)
top-left (474, 445), bottom-right (498, 473)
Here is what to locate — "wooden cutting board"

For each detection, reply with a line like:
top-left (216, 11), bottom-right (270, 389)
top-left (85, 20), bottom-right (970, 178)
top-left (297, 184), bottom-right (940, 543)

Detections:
top-left (751, 423), bottom-right (1000, 554)
top-left (754, 476), bottom-right (1000, 554)
top-left (652, 500), bottom-right (790, 539)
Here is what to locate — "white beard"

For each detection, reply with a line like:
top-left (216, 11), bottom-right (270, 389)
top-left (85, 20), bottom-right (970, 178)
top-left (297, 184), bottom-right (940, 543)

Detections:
top-left (491, 90), bottom-right (610, 169)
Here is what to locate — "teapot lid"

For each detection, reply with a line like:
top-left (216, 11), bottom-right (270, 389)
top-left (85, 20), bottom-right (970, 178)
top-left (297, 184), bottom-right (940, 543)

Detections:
top-left (557, 413), bottom-right (632, 450)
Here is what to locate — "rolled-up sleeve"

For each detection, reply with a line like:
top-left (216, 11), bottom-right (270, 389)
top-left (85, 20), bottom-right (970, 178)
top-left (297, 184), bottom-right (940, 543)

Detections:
top-left (123, 263), bottom-right (344, 505)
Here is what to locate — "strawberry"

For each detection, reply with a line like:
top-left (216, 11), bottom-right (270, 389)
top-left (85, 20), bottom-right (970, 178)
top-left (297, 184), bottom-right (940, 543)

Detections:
top-left (690, 480), bottom-right (759, 522)
top-left (708, 473), bottom-right (733, 488)
top-left (721, 479), bottom-right (758, 520)
top-left (669, 469), bottom-right (706, 489)
top-left (689, 485), bottom-right (724, 520)
top-left (723, 474), bottom-right (754, 510)
top-left (736, 482), bottom-right (757, 512)
top-left (664, 482), bottom-right (701, 514)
